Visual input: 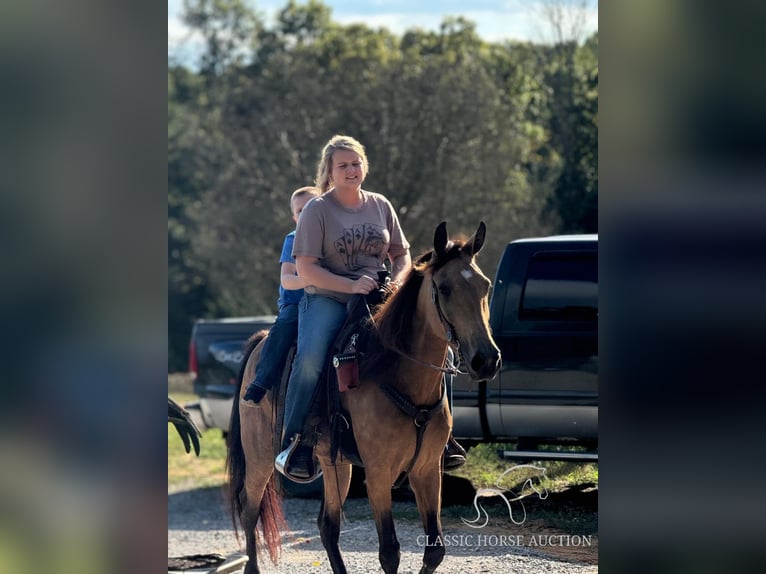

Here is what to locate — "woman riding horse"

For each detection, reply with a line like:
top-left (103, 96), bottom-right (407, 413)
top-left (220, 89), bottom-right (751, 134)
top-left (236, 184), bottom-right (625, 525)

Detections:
top-left (227, 220), bottom-right (501, 574)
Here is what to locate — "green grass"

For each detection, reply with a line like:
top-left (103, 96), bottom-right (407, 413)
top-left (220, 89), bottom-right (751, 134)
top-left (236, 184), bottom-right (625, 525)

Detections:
top-left (168, 392), bottom-right (229, 493)
top-left (168, 384), bottom-right (598, 522)
top-left (167, 397), bottom-right (597, 535)
top-left (453, 443), bottom-right (598, 494)
top-left (168, 411), bottom-right (598, 498)
top-left (446, 443), bottom-right (598, 535)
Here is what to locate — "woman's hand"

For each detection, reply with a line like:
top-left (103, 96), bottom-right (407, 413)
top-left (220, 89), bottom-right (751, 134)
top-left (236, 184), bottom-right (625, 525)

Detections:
top-left (386, 279), bottom-right (403, 295)
top-left (350, 275), bottom-right (379, 294)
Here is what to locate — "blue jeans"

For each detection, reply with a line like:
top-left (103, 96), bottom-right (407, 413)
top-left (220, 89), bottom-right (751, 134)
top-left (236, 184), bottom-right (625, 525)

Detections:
top-left (252, 303), bottom-right (299, 391)
top-left (281, 294), bottom-right (348, 450)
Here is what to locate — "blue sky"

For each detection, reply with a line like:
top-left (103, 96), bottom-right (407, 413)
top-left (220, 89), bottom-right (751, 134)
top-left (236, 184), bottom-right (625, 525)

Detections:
top-left (169, 0), bottom-right (598, 63)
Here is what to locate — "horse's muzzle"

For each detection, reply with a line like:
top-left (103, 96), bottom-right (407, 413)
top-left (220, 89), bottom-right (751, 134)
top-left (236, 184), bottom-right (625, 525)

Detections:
top-left (468, 348), bottom-right (501, 381)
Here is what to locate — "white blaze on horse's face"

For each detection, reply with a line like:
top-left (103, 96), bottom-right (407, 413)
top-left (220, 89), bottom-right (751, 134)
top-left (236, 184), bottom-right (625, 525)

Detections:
top-left (460, 268), bottom-right (474, 282)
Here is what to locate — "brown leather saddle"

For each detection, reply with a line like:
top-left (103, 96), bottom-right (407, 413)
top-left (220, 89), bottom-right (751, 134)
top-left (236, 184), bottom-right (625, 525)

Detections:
top-left (271, 292), bottom-right (383, 472)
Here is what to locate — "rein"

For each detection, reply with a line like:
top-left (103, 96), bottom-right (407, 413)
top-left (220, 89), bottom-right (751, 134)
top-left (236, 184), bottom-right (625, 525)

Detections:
top-left (388, 345), bottom-right (466, 376)
top-left (374, 277), bottom-right (467, 488)
top-left (367, 263), bottom-right (476, 487)
top-left (373, 274), bottom-right (467, 376)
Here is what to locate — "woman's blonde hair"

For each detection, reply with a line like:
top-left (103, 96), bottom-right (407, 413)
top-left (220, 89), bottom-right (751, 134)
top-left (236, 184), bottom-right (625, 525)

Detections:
top-left (314, 135), bottom-right (369, 193)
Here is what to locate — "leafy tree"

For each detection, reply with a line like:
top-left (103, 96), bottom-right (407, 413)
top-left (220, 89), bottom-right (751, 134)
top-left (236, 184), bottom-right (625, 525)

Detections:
top-left (168, 66), bottom-right (224, 370)
top-left (168, 1), bottom-right (598, 372)
top-left (542, 32), bottom-right (598, 233)
top-left (182, 0), bottom-right (263, 77)
top-left (536, 0), bottom-right (598, 233)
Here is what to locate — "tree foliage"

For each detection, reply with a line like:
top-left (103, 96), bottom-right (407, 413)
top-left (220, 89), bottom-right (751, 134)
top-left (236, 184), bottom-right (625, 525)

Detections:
top-left (168, 1), bottom-right (598, 371)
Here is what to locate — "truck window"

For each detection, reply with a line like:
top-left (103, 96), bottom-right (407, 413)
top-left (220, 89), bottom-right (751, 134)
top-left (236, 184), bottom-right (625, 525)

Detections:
top-left (519, 251), bottom-right (598, 321)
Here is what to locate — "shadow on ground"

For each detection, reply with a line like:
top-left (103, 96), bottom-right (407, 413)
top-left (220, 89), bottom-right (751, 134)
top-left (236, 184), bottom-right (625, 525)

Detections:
top-left (168, 486), bottom-right (231, 532)
top-left (170, 472), bottom-right (596, 537)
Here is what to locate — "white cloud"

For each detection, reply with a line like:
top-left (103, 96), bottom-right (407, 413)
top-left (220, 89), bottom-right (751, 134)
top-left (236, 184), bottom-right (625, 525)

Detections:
top-left (168, 0), bottom-right (598, 60)
top-left (168, 9), bottom-right (205, 67)
top-left (302, 1), bottom-right (597, 43)
top-left (333, 12), bottom-right (438, 33)
top-left (168, 16), bottom-right (189, 45)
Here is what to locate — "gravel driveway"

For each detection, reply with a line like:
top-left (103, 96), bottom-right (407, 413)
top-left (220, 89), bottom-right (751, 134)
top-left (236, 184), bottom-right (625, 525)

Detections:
top-left (169, 485), bottom-right (597, 573)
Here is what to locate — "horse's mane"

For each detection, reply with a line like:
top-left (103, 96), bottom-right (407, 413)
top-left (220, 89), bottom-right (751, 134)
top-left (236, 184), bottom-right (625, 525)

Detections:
top-left (372, 239), bottom-right (467, 356)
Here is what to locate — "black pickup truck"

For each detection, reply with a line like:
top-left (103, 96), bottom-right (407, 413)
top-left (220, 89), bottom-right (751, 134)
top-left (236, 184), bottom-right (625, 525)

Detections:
top-left (452, 234), bottom-right (598, 460)
top-left (185, 315), bottom-right (276, 434)
top-left (185, 234), bottom-right (598, 461)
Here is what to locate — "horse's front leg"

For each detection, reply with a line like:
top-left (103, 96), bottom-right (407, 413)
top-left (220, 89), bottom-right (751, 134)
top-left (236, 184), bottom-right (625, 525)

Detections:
top-left (409, 462), bottom-right (446, 574)
top-left (365, 466), bottom-right (401, 574)
top-left (316, 453), bottom-right (353, 574)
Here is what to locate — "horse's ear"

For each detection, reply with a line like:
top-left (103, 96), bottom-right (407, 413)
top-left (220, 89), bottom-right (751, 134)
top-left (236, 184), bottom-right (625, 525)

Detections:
top-left (462, 221), bottom-right (486, 257)
top-left (434, 221), bottom-right (448, 258)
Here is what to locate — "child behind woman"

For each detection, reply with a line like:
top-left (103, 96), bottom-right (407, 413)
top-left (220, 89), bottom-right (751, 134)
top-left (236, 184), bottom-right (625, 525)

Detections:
top-left (241, 186), bottom-right (321, 405)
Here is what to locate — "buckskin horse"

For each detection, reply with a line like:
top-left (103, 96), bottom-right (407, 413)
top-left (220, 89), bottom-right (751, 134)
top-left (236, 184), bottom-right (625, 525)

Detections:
top-left (226, 221), bottom-right (501, 574)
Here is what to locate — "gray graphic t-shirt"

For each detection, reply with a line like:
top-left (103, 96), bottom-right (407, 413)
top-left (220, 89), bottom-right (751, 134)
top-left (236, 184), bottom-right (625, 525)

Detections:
top-left (292, 190), bottom-right (409, 303)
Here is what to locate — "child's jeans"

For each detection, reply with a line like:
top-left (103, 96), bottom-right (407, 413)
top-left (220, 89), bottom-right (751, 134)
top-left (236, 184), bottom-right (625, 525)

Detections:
top-left (251, 303), bottom-right (299, 391)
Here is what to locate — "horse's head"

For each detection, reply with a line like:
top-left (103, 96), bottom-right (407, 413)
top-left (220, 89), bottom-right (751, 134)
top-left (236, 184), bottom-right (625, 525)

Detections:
top-left (424, 221), bottom-right (502, 381)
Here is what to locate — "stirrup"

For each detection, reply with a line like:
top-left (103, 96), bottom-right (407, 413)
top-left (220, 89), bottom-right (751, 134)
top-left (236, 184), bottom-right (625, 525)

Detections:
top-left (275, 434), bottom-right (323, 484)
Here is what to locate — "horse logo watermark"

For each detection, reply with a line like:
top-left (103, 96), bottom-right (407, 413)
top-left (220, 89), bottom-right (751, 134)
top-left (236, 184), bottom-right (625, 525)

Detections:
top-left (461, 464), bottom-right (549, 528)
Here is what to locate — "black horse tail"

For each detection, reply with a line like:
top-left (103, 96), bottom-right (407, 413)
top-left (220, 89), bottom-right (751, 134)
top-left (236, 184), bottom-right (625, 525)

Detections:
top-left (226, 330), bottom-right (286, 563)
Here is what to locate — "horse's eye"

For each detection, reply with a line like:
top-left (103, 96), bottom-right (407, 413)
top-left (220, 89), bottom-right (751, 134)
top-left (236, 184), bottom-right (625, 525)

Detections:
top-left (439, 285), bottom-right (451, 297)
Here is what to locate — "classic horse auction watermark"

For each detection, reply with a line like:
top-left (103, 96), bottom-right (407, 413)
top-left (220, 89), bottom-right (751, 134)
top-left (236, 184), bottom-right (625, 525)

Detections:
top-left (416, 533), bottom-right (593, 548)
top-left (462, 464), bottom-right (549, 528)
top-left (416, 464), bottom-right (593, 548)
